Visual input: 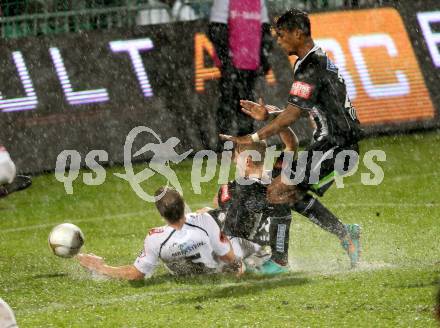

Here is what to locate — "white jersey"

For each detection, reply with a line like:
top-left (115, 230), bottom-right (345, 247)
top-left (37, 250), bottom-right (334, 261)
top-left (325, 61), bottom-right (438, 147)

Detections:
top-left (0, 147), bottom-right (16, 186)
top-left (134, 212), bottom-right (230, 276)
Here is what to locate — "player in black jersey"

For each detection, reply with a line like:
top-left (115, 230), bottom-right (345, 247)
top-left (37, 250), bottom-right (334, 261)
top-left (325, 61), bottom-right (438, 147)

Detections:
top-left (208, 140), bottom-right (293, 274)
top-left (224, 9), bottom-right (362, 268)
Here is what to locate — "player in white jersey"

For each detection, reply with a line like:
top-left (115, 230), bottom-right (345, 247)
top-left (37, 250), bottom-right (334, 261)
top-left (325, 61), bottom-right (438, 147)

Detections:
top-left (0, 146), bottom-right (32, 198)
top-left (77, 187), bottom-right (243, 280)
top-left (135, 210), bottom-right (238, 276)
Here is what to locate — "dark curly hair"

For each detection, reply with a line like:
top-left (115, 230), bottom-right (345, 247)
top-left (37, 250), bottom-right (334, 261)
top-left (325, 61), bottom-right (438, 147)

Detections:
top-left (276, 9), bottom-right (311, 37)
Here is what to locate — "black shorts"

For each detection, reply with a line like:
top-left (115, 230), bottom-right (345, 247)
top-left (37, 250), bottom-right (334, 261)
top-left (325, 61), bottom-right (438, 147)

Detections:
top-left (274, 139), bottom-right (359, 197)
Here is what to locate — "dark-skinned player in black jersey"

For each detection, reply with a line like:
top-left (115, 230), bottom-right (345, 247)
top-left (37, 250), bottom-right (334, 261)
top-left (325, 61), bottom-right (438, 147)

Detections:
top-left (222, 9), bottom-right (362, 268)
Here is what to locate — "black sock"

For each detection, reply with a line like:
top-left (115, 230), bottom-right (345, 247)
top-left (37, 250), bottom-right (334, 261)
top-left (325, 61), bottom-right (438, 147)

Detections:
top-left (269, 208), bottom-right (292, 266)
top-left (293, 194), bottom-right (347, 240)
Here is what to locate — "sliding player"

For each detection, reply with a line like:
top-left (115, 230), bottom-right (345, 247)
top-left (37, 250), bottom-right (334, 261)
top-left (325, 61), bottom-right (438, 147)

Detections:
top-left (77, 187), bottom-right (244, 280)
top-left (225, 9), bottom-right (362, 267)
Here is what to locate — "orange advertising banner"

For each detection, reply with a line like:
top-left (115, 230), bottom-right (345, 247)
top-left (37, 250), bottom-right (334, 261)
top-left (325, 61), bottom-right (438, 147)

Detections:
top-left (195, 8), bottom-right (435, 126)
top-left (304, 8), bottom-right (435, 124)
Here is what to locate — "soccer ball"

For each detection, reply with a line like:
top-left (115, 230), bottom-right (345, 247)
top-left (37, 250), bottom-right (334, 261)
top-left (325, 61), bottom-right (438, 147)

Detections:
top-left (48, 223), bottom-right (84, 258)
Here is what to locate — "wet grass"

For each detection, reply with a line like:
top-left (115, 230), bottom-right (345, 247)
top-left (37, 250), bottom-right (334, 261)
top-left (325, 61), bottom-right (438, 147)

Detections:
top-left (1, 131), bottom-right (439, 327)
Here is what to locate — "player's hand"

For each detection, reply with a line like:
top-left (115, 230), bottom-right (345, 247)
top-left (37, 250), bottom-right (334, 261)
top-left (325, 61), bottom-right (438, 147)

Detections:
top-left (219, 134), bottom-right (253, 145)
top-left (77, 253), bottom-right (104, 271)
top-left (240, 98), bottom-right (269, 121)
top-left (222, 258), bottom-right (245, 276)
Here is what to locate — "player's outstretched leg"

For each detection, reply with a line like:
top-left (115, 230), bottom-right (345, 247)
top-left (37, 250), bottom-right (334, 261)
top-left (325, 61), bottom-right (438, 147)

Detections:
top-left (293, 193), bottom-right (361, 268)
top-left (341, 224), bottom-right (361, 268)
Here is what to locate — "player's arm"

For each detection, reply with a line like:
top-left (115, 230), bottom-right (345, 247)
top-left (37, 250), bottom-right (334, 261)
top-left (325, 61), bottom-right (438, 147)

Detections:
top-left (279, 126), bottom-right (299, 152)
top-left (77, 254), bottom-right (145, 281)
top-left (239, 98), bottom-right (285, 122)
top-left (209, 182), bottom-right (231, 210)
top-left (308, 113), bottom-right (317, 130)
top-left (217, 236), bottom-right (236, 264)
top-left (237, 65), bottom-right (319, 145)
top-left (221, 104), bottom-right (301, 145)
top-left (254, 104), bottom-right (302, 141)
top-left (238, 98), bottom-right (299, 151)
top-left (78, 234), bottom-right (160, 281)
top-left (218, 236), bottom-right (243, 275)
top-left (202, 213), bottom-right (242, 272)
top-left (195, 185), bottom-right (222, 212)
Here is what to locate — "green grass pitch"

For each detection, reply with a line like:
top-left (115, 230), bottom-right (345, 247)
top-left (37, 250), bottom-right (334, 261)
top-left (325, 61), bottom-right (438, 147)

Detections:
top-left (1, 132), bottom-right (439, 327)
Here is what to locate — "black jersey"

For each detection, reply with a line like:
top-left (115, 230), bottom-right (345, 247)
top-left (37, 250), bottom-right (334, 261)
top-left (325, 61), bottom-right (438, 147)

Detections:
top-left (212, 178), bottom-right (291, 246)
top-left (288, 45), bottom-right (362, 146)
top-left (208, 178), bottom-right (292, 265)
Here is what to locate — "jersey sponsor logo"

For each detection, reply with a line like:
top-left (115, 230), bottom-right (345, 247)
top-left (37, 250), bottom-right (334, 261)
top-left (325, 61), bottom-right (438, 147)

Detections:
top-left (290, 81), bottom-right (313, 99)
top-left (149, 228), bottom-right (164, 235)
top-left (220, 184), bottom-right (231, 203)
top-left (170, 240), bottom-right (206, 257)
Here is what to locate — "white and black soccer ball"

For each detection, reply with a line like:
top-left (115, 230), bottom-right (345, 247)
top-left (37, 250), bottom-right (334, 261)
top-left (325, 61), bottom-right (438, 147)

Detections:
top-left (48, 223), bottom-right (84, 258)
